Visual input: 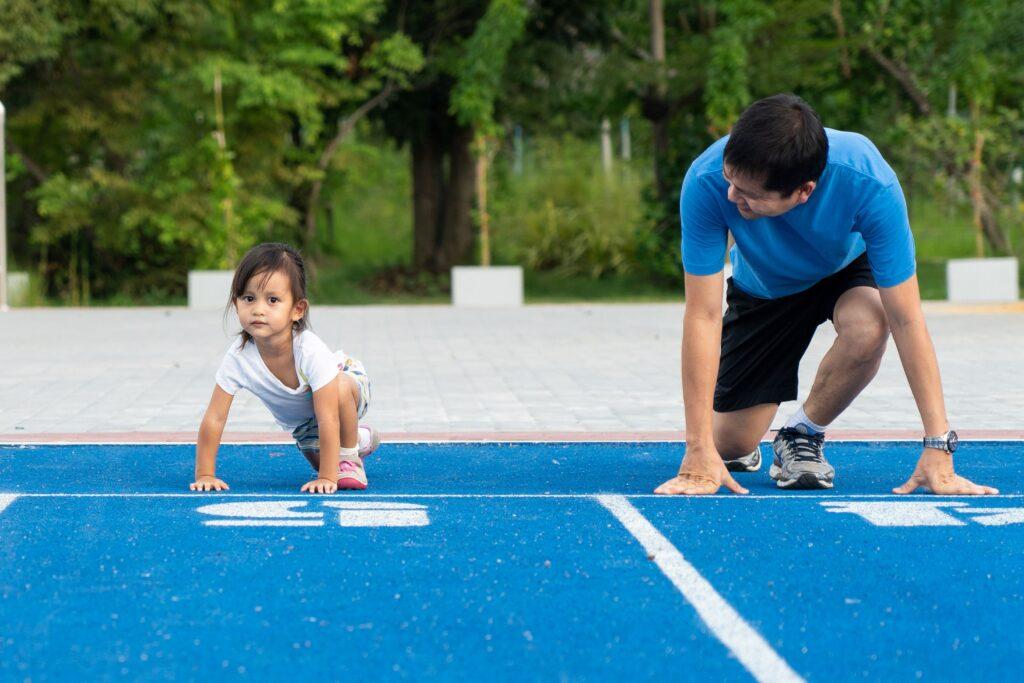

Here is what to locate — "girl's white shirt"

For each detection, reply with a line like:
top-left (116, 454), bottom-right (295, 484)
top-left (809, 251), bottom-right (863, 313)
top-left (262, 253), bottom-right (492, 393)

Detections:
top-left (215, 329), bottom-right (342, 431)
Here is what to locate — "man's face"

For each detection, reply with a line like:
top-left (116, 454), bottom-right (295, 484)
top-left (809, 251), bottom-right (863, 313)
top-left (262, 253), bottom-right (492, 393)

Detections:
top-left (723, 165), bottom-right (815, 220)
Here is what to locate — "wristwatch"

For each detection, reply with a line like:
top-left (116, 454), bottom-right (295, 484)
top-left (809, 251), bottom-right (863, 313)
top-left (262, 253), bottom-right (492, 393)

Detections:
top-left (923, 430), bottom-right (958, 454)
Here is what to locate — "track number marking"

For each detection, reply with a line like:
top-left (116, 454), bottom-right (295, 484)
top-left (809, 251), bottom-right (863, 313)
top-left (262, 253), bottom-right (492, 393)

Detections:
top-left (197, 500), bottom-right (429, 528)
top-left (821, 502), bottom-right (1024, 527)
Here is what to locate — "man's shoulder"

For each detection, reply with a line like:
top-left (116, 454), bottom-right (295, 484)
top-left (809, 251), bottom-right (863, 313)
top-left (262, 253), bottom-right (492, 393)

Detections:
top-left (686, 135), bottom-right (729, 180)
top-left (825, 129), bottom-right (898, 187)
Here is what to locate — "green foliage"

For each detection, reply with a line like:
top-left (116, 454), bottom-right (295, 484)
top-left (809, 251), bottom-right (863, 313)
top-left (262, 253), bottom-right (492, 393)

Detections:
top-left (318, 126), bottom-right (412, 271)
top-left (704, 0), bottom-right (775, 133)
top-left (3, 0), bottom-right (422, 301)
top-left (490, 136), bottom-right (648, 278)
top-left (3, 0), bottom-right (1024, 303)
top-left (0, 0), bottom-right (69, 88)
top-left (449, 0), bottom-right (529, 135)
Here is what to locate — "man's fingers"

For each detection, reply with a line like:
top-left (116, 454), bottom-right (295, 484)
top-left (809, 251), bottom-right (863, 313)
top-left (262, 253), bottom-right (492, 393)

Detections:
top-left (892, 477), bottom-right (920, 495)
top-left (721, 472), bottom-right (749, 495)
top-left (954, 477), bottom-right (999, 496)
top-left (654, 477), bottom-right (690, 495)
top-left (654, 475), bottom-right (719, 496)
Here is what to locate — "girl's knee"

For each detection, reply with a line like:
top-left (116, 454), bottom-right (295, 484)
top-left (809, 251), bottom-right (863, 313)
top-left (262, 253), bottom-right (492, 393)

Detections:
top-left (337, 373), bottom-right (360, 405)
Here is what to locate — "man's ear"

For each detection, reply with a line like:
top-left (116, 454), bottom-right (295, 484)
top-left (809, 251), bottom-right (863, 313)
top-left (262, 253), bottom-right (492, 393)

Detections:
top-left (796, 180), bottom-right (816, 204)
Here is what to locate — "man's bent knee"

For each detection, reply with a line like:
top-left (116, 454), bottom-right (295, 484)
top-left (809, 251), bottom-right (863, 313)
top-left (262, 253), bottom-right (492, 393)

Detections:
top-left (712, 403), bottom-right (777, 458)
top-left (716, 435), bottom-right (763, 459)
top-left (839, 318), bottom-right (889, 364)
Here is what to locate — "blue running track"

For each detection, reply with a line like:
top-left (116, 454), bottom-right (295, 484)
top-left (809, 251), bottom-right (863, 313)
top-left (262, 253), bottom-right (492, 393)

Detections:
top-left (0, 441), bottom-right (1021, 681)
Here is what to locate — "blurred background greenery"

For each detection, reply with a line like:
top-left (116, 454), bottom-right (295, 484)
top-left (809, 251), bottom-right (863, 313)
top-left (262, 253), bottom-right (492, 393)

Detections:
top-left (1, 0), bottom-right (1022, 305)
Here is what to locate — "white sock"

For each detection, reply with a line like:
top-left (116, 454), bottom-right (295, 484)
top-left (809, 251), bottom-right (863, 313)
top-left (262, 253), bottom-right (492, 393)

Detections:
top-left (340, 445), bottom-right (359, 461)
top-left (784, 404), bottom-right (827, 436)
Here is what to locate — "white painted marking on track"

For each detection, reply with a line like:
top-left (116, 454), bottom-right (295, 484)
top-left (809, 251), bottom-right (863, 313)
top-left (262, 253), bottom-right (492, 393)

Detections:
top-left (958, 508), bottom-right (1024, 526)
top-left (196, 501), bottom-right (322, 518)
top-left (197, 500), bottom-right (323, 527)
top-left (597, 494), bottom-right (804, 683)
top-left (0, 494), bottom-right (18, 515)
top-left (821, 501), bottom-right (969, 526)
top-left (193, 500), bottom-right (431, 528)
top-left (204, 519), bottom-right (324, 527)
top-left (322, 501), bottom-right (429, 527)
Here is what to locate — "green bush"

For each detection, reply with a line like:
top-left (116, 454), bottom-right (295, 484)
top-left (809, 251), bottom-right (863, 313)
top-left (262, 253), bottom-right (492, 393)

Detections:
top-left (318, 131), bottom-right (412, 273)
top-left (490, 136), bottom-right (650, 278)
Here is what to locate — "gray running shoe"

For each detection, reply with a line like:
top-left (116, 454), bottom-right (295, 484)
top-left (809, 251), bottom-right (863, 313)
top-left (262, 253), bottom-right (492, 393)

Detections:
top-left (770, 427), bottom-right (834, 489)
top-left (723, 447), bottom-right (762, 472)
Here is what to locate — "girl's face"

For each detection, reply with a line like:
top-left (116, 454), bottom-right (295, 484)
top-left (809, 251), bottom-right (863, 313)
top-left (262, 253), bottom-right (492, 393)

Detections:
top-left (235, 269), bottom-right (307, 343)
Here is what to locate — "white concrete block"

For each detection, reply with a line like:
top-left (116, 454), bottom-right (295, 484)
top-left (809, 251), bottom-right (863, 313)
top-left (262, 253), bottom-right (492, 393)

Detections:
top-left (188, 270), bottom-right (235, 309)
top-left (451, 266), bottom-right (523, 307)
top-left (946, 257), bottom-right (1019, 302)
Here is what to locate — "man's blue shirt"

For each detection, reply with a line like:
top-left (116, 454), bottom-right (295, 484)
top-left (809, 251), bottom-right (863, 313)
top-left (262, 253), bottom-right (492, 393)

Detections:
top-left (679, 128), bottom-right (916, 299)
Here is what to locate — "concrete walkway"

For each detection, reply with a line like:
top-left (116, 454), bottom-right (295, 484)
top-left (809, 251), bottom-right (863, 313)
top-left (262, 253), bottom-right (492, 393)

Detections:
top-left (1, 303), bottom-right (1022, 440)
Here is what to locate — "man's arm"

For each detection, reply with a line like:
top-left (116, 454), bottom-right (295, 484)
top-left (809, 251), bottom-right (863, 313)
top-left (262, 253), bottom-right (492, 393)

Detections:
top-left (681, 272), bottom-right (725, 449)
top-left (878, 274), bottom-right (997, 495)
top-left (655, 271), bottom-right (747, 495)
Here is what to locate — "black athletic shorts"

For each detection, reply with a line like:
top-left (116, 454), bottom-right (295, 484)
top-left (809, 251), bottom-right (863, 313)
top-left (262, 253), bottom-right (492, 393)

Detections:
top-left (713, 252), bottom-right (877, 413)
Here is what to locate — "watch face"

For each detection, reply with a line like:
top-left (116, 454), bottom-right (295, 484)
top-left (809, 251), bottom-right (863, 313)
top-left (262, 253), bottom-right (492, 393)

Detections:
top-left (948, 430), bottom-right (958, 453)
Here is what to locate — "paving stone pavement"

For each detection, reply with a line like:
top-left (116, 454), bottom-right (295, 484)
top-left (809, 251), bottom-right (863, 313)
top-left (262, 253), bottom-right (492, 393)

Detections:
top-left (0, 303), bottom-right (1022, 437)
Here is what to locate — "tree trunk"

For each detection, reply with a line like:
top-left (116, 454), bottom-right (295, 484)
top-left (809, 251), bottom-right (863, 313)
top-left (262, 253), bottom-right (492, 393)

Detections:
top-left (304, 84), bottom-right (397, 250)
top-left (648, 0), bottom-right (669, 199)
top-left (967, 121), bottom-right (1009, 256)
top-left (864, 45), bottom-right (931, 116)
top-left (441, 125), bottom-right (476, 268)
top-left (411, 133), bottom-right (444, 270)
top-left (831, 0), bottom-right (851, 79)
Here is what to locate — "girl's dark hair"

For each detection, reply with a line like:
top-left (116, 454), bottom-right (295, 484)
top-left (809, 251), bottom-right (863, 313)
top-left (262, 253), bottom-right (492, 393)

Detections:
top-left (723, 93), bottom-right (829, 197)
top-left (224, 242), bottom-right (310, 347)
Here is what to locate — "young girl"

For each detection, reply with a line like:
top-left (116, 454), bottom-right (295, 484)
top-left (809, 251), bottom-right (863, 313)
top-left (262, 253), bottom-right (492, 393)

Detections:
top-left (190, 242), bottom-right (378, 494)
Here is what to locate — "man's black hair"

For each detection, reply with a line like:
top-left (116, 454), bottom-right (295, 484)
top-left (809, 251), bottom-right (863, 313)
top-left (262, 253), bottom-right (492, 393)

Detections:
top-left (723, 94), bottom-right (828, 197)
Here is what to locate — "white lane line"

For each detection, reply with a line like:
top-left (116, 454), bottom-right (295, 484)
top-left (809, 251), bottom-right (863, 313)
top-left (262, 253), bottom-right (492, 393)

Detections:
top-left (597, 494), bottom-right (804, 683)
top-left (204, 520), bottom-right (323, 527)
top-left (2, 492), bottom-right (1022, 499)
top-left (0, 494), bottom-right (18, 514)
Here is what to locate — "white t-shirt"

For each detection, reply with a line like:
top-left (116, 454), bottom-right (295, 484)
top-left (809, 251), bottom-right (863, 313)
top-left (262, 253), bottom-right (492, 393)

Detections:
top-left (215, 329), bottom-right (342, 431)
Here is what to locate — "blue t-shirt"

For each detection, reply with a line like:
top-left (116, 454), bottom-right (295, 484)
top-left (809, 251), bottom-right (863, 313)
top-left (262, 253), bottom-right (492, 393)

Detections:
top-left (679, 128), bottom-right (916, 299)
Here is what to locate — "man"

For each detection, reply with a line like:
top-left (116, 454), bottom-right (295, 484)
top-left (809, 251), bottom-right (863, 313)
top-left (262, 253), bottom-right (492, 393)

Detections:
top-left (656, 93), bottom-right (997, 496)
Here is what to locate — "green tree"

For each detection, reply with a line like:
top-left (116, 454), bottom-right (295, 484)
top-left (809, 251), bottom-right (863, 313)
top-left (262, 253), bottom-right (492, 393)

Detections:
top-left (449, 0), bottom-right (529, 266)
top-left (2, 0), bottom-right (421, 301)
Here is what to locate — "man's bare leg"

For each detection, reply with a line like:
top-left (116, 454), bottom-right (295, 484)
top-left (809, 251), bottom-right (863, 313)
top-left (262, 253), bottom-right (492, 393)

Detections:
top-left (801, 286), bottom-right (889, 426)
top-left (714, 403), bottom-right (779, 458)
